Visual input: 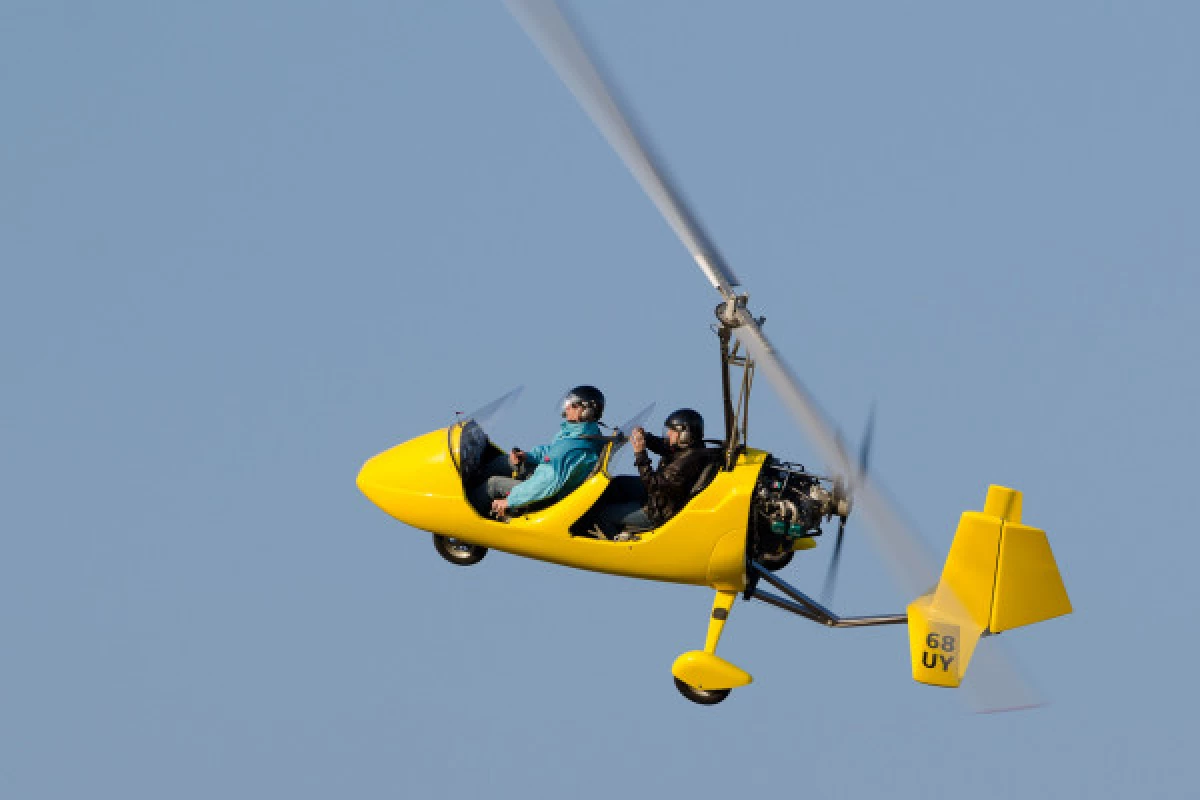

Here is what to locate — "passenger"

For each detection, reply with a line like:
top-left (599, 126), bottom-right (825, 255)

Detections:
top-left (469, 385), bottom-right (607, 518)
top-left (596, 409), bottom-right (715, 538)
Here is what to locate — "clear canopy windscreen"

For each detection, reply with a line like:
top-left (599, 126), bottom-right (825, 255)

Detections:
top-left (462, 386), bottom-right (525, 434)
top-left (607, 402), bottom-right (656, 470)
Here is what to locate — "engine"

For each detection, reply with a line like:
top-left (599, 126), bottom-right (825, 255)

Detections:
top-left (749, 457), bottom-right (844, 562)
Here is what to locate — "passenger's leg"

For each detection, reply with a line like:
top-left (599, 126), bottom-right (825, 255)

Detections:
top-left (596, 500), bottom-right (654, 537)
top-left (617, 506), bottom-right (654, 532)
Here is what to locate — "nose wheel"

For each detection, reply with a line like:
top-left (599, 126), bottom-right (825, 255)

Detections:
top-left (432, 534), bottom-right (487, 566)
top-left (673, 677), bottom-right (731, 705)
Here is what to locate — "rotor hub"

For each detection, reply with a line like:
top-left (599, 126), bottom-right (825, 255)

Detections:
top-left (714, 295), bottom-right (749, 329)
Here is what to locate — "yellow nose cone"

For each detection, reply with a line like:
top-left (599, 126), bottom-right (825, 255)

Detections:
top-left (356, 451), bottom-right (389, 507)
top-left (355, 428), bottom-right (462, 523)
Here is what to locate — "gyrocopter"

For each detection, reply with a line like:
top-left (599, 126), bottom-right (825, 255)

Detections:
top-left (356, 0), bottom-right (1071, 707)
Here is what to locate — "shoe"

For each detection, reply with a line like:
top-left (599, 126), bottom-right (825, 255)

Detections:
top-left (614, 531), bottom-right (639, 542)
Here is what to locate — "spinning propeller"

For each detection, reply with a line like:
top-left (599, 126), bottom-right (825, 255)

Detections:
top-left (506, 0), bottom-right (1041, 712)
top-left (821, 405), bottom-right (875, 605)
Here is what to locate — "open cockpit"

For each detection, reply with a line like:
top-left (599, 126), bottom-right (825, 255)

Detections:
top-left (452, 418), bottom-right (724, 542)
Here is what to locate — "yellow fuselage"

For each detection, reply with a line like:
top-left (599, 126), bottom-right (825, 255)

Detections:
top-left (357, 424), bottom-right (768, 591)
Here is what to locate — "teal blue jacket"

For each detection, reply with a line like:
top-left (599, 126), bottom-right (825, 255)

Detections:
top-left (506, 421), bottom-right (604, 510)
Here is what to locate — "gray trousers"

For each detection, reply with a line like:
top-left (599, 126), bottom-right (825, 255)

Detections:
top-left (468, 453), bottom-right (533, 514)
top-left (596, 500), bottom-right (655, 533)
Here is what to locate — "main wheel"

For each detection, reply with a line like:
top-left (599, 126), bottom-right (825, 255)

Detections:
top-left (432, 534), bottom-right (487, 566)
top-left (673, 677), bottom-right (731, 706)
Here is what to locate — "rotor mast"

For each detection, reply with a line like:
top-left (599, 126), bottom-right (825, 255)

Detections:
top-left (716, 298), bottom-right (756, 470)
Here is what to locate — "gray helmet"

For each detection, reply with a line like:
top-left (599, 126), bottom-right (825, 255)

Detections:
top-left (664, 408), bottom-right (704, 448)
top-left (562, 385), bottom-right (605, 422)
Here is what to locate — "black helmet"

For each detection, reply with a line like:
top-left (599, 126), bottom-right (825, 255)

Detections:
top-left (562, 385), bottom-right (605, 422)
top-left (664, 408), bottom-right (704, 448)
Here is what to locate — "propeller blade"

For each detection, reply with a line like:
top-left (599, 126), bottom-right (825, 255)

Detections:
top-left (505, 0), bottom-right (740, 296)
top-left (823, 406), bottom-right (875, 604)
top-left (858, 402), bottom-right (875, 481)
top-left (731, 310), bottom-right (1040, 712)
top-left (821, 516), bottom-right (846, 604)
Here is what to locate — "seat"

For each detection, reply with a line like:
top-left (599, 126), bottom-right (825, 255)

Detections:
top-left (586, 440), bottom-right (616, 478)
top-left (688, 448), bottom-right (723, 498)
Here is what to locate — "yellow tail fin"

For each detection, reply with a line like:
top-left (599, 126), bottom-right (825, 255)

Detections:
top-left (907, 486), bottom-right (1071, 687)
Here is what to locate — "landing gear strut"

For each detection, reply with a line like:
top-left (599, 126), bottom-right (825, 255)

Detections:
top-left (672, 590), bottom-right (751, 705)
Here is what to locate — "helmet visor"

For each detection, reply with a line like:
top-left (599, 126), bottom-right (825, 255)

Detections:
top-left (561, 395), bottom-right (583, 417)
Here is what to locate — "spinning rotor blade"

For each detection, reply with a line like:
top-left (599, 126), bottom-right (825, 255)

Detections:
top-left (733, 310), bottom-right (1040, 712)
top-left (509, 0), bottom-right (1041, 713)
top-left (732, 309), bottom-right (937, 593)
top-left (505, 0), bottom-right (740, 296)
top-left (964, 638), bottom-right (1043, 714)
top-left (732, 312), bottom-right (857, 489)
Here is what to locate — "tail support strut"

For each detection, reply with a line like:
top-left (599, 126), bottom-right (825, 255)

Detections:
top-left (746, 561), bottom-right (907, 628)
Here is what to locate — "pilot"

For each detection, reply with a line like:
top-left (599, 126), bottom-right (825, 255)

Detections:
top-left (596, 408), bottom-right (714, 537)
top-left (471, 385), bottom-right (607, 518)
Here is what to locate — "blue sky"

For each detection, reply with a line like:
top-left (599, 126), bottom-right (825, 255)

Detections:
top-left (3, 2), bottom-right (1197, 797)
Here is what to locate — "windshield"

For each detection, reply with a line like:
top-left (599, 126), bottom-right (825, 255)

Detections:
top-left (453, 386), bottom-right (523, 478)
top-left (605, 402), bottom-right (656, 472)
top-left (462, 385), bottom-right (524, 429)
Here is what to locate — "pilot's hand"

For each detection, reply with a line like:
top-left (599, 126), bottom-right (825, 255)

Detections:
top-left (490, 498), bottom-right (510, 517)
top-left (631, 427), bottom-right (646, 454)
top-left (509, 448), bottom-right (524, 467)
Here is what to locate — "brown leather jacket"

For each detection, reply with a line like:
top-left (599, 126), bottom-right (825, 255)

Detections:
top-left (635, 433), bottom-right (718, 525)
